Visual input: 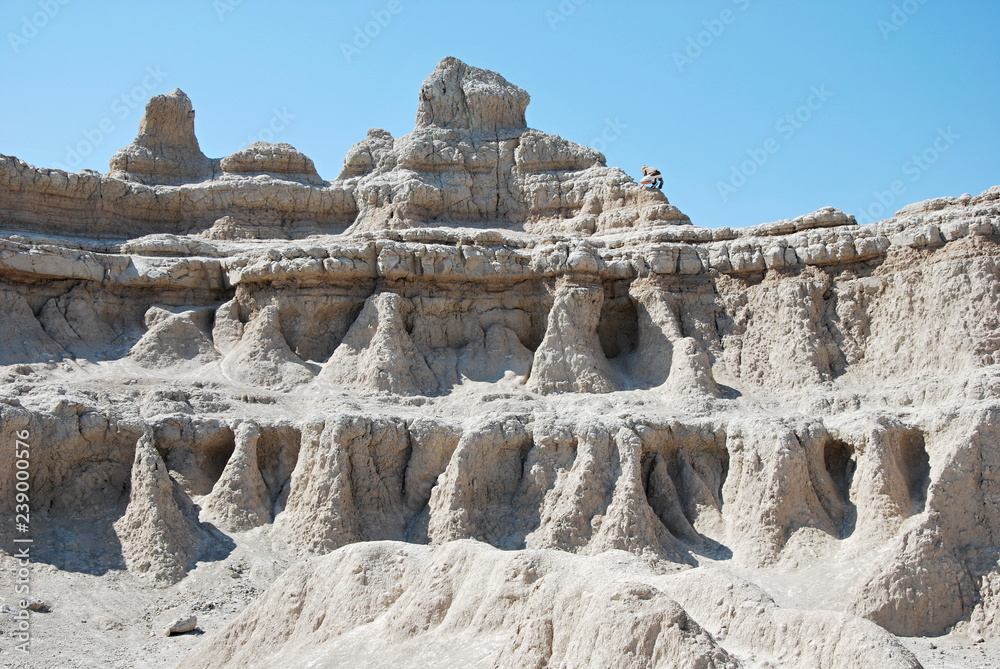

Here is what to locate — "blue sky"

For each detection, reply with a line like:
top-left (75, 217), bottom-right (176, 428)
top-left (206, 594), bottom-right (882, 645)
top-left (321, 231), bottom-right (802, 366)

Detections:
top-left (2, 0), bottom-right (997, 228)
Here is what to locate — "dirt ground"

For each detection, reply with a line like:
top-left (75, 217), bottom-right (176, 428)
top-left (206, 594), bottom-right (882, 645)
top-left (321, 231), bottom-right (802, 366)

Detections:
top-left (3, 533), bottom-right (998, 669)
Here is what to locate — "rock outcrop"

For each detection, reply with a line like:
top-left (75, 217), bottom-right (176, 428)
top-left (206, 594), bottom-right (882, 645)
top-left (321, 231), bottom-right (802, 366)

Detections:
top-left (0, 283), bottom-right (67, 364)
top-left (318, 292), bottom-right (437, 395)
top-left (109, 88), bottom-right (214, 185)
top-left (113, 432), bottom-right (208, 584)
top-left (200, 422), bottom-right (272, 532)
top-left (0, 56), bottom-right (687, 239)
top-left (345, 57), bottom-right (688, 234)
top-left (220, 305), bottom-right (315, 391)
top-left (180, 541), bottom-right (920, 669)
top-left (220, 142), bottom-right (324, 186)
top-left (128, 306), bottom-right (218, 368)
top-left (527, 279), bottom-right (616, 394)
top-left (1, 56), bottom-right (998, 668)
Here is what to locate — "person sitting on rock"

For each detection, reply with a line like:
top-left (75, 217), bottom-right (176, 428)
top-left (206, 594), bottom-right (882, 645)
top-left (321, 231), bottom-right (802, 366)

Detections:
top-left (639, 166), bottom-right (663, 190)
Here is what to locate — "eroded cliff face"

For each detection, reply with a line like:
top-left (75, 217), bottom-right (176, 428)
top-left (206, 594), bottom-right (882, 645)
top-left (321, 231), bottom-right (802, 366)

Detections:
top-left (1, 57), bottom-right (998, 668)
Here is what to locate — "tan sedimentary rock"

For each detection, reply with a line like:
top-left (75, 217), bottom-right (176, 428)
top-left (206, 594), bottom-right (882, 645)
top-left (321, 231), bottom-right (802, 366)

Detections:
top-left (849, 516), bottom-right (977, 636)
top-left (667, 568), bottom-right (922, 669)
top-left (128, 305), bottom-right (218, 368)
top-left (179, 540), bottom-right (921, 669)
top-left (220, 305), bottom-right (315, 391)
top-left (625, 279), bottom-right (683, 386)
top-left (318, 292), bottom-right (437, 395)
top-left (179, 541), bottom-right (737, 669)
top-left (661, 337), bottom-right (720, 398)
top-left (109, 88), bottom-right (214, 185)
top-left (164, 614), bottom-right (198, 636)
top-left (113, 432), bottom-right (207, 584)
top-left (276, 416), bottom-right (413, 553)
top-left (211, 298), bottom-right (245, 355)
top-left (200, 422), bottom-right (272, 532)
top-left (0, 283), bottom-right (67, 364)
top-left (346, 56), bottom-right (689, 235)
top-left (527, 278), bottom-right (616, 394)
top-left (1, 56), bottom-right (999, 667)
top-left (220, 141), bottom-right (324, 186)
top-left (0, 57), bottom-right (688, 239)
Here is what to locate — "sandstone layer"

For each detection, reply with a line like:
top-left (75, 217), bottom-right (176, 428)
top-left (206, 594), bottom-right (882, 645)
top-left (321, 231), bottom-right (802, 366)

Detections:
top-left (0, 57), bottom-right (998, 668)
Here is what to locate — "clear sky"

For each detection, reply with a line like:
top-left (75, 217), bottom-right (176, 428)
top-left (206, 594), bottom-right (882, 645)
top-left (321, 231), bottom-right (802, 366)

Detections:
top-left (2, 0), bottom-right (997, 228)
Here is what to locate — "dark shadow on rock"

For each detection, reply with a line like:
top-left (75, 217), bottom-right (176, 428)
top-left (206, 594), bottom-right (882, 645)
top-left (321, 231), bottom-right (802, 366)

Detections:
top-left (30, 512), bottom-right (128, 576)
top-left (195, 521), bottom-right (237, 567)
top-left (716, 384), bottom-right (742, 399)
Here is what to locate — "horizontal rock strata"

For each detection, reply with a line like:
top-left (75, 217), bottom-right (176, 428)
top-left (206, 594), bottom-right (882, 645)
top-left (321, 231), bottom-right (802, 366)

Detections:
top-left (1, 56), bottom-right (998, 666)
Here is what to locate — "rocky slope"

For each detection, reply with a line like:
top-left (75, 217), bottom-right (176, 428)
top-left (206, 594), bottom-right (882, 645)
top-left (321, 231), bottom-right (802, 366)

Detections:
top-left (0, 57), bottom-right (998, 668)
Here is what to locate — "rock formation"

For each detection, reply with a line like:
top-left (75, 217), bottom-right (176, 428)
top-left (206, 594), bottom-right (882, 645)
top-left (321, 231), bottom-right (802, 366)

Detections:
top-left (113, 432), bottom-right (209, 583)
top-left (343, 56), bottom-right (688, 234)
top-left (108, 88), bottom-right (214, 185)
top-left (0, 57), bottom-right (998, 667)
top-left (200, 422), bottom-right (272, 532)
top-left (219, 142), bottom-right (324, 186)
top-left (180, 541), bottom-right (922, 669)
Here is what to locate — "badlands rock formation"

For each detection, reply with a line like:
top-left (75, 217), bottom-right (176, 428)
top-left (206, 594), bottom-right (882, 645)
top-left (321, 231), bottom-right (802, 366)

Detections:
top-left (0, 57), bottom-right (998, 668)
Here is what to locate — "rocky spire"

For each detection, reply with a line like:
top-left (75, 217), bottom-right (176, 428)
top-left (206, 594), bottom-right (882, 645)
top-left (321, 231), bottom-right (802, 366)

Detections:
top-left (113, 432), bottom-right (206, 583)
top-left (415, 56), bottom-right (530, 134)
top-left (346, 57), bottom-right (688, 234)
top-left (108, 88), bottom-right (213, 185)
